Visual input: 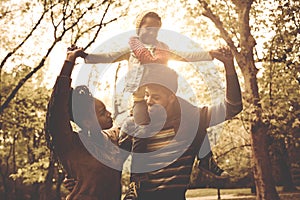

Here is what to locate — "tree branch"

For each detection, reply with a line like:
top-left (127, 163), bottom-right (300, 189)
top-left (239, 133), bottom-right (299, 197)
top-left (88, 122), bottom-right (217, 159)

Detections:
top-left (0, 39), bottom-right (59, 113)
top-left (0, 3), bottom-right (56, 70)
top-left (83, 0), bottom-right (112, 50)
top-left (231, 0), bottom-right (256, 54)
top-left (0, 0), bottom-right (121, 113)
top-left (197, 0), bottom-right (238, 55)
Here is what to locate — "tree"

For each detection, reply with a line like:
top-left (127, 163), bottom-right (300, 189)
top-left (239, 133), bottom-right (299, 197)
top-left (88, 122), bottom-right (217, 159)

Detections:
top-left (0, 0), bottom-right (128, 199)
top-left (0, 0), bottom-right (126, 113)
top-left (0, 67), bottom-right (50, 199)
top-left (183, 0), bottom-right (281, 199)
top-left (258, 0), bottom-right (300, 192)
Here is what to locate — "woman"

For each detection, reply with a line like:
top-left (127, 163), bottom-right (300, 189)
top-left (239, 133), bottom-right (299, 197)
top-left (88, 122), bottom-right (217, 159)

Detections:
top-left (45, 48), bottom-right (125, 200)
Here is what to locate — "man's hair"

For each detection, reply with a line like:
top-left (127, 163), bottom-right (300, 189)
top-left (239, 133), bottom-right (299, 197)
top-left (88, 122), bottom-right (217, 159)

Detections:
top-left (141, 64), bottom-right (178, 94)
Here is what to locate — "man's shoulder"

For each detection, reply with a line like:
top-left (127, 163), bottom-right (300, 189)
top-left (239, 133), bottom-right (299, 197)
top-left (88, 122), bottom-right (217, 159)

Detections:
top-left (176, 97), bottom-right (210, 124)
top-left (177, 97), bottom-right (198, 110)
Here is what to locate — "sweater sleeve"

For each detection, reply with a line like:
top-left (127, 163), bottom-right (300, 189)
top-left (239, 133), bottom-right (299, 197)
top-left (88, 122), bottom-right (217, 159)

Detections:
top-left (84, 47), bottom-right (130, 63)
top-left (46, 61), bottom-right (74, 155)
top-left (204, 73), bottom-right (243, 127)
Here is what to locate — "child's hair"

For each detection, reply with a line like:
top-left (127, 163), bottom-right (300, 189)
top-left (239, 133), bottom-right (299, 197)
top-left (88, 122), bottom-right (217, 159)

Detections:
top-left (136, 11), bottom-right (162, 34)
top-left (70, 85), bottom-right (95, 128)
top-left (141, 12), bottom-right (161, 26)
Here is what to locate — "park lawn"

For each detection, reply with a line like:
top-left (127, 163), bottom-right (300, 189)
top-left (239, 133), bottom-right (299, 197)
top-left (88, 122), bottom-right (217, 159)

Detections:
top-left (186, 188), bottom-right (253, 198)
top-left (121, 188), bottom-right (255, 199)
top-left (186, 187), bottom-right (300, 200)
top-left (121, 187), bottom-right (300, 200)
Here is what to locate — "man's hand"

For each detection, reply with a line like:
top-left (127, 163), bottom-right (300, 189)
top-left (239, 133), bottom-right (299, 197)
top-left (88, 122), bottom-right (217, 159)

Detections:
top-left (209, 47), bottom-right (234, 65)
top-left (63, 177), bottom-right (77, 192)
top-left (210, 47), bottom-right (236, 75)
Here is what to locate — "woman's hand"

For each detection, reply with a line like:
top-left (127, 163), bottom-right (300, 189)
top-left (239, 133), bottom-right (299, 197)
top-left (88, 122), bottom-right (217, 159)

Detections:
top-left (63, 177), bottom-right (77, 192)
top-left (66, 45), bottom-right (88, 63)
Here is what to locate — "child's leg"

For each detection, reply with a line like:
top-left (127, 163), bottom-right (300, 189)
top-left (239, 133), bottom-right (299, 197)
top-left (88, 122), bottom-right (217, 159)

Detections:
top-left (133, 86), bottom-right (150, 125)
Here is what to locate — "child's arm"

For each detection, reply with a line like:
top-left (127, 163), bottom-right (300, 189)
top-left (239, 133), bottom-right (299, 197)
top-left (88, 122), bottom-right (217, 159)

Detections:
top-left (84, 47), bottom-right (131, 64)
top-left (129, 37), bottom-right (169, 64)
top-left (169, 48), bottom-right (214, 62)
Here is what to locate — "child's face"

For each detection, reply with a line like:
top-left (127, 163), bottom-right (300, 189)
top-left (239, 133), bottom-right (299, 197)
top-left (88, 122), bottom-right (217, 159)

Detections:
top-left (139, 17), bottom-right (161, 45)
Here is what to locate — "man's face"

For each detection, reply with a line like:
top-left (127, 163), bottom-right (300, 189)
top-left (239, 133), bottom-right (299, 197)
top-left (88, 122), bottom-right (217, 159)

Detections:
top-left (139, 17), bottom-right (161, 45)
top-left (94, 99), bottom-right (113, 130)
top-left (144, 84), bottom-right (174, 116)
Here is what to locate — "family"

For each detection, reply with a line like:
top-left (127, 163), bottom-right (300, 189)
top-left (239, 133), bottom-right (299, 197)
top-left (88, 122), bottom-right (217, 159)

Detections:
top-left (45, 11), bottom-right (243, 200)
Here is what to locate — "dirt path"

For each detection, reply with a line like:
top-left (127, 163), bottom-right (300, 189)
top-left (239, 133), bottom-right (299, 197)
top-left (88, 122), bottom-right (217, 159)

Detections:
top-left (187, 194), bottom-right (255, 200)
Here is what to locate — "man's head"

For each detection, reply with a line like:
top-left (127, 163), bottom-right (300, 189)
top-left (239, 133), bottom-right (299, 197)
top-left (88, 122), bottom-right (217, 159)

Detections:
top-left (71, 86), bottom-right (113, 131)
top-left (136, 11), bottom-right (162, 44)
top-left (142, 66), bottom-right (179, 117)
top-left (145, 84), bottom-right (176, 117)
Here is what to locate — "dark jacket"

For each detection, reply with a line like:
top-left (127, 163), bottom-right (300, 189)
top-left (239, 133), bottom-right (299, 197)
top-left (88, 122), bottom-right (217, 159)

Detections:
top-left (46, 61), bottom-right (122, 200)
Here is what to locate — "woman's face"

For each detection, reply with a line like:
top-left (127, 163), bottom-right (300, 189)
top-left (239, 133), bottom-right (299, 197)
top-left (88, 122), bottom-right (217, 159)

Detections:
top-left (138, 17), bottom-right (161, 45)
top-left (94, 99), bottom-right (113, 130)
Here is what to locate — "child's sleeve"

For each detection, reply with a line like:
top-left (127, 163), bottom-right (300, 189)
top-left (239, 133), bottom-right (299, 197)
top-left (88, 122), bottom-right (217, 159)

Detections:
top-left (84, 48), bottom-right (130, 64)
top-left (169, 49), bottom-right (213, 62)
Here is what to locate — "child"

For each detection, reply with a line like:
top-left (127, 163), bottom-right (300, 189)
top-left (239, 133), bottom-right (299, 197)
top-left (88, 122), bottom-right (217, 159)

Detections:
top-left (81, 10), bottom-right (214, 126)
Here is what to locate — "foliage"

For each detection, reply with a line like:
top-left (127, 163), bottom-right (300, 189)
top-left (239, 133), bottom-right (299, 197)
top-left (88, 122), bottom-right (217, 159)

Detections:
top-left (0, 0), bottom-right (128, 198)
top-left (0, 0), bottom-right (127, 113)
top-left (258, 0), bottom-right (300, 141)
top-left (0, 68), bottom-right (51, 196)
top-left (258, 0), bottom-right (300, 188)
top-left (183, 0), bottom-right (298, 198)
top-left (1, 0), bottom-right (299, 198)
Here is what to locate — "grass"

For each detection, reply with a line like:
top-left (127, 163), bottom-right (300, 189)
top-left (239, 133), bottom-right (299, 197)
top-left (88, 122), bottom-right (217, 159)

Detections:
top-left (186, 187), bottom-right (300, 200)
top-left (122, 187), bottom-right (300, 200)
top-left (186, 188), bottom-right (253, 198)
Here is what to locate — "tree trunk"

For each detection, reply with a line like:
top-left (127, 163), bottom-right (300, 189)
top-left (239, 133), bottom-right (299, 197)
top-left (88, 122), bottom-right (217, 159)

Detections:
top-left (250, 124), bottom-right (280, 200)
top-left (39, 159), bottom-right (55, 200)
top-left (242, 67), bottom-right (280, 200)
top-left (0, 167), bottom-right (8, 200)
top-left (277, 138), bottom-right (298, 192)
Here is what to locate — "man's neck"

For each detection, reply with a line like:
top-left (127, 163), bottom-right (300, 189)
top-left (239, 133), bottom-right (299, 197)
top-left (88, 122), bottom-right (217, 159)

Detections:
top-left (165, 99), bottom-right (181, 128)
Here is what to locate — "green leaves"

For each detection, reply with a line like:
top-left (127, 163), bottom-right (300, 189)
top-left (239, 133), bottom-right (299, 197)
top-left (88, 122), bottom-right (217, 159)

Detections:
top-left (9, 153), bottom-right (50, 184)
top-left (0, 69), bottom-right (51, 185)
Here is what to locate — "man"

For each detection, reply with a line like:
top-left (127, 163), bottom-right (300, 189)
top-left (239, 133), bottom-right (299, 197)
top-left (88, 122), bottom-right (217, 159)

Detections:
top-left (123, 47), bottom-right (242, 200)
